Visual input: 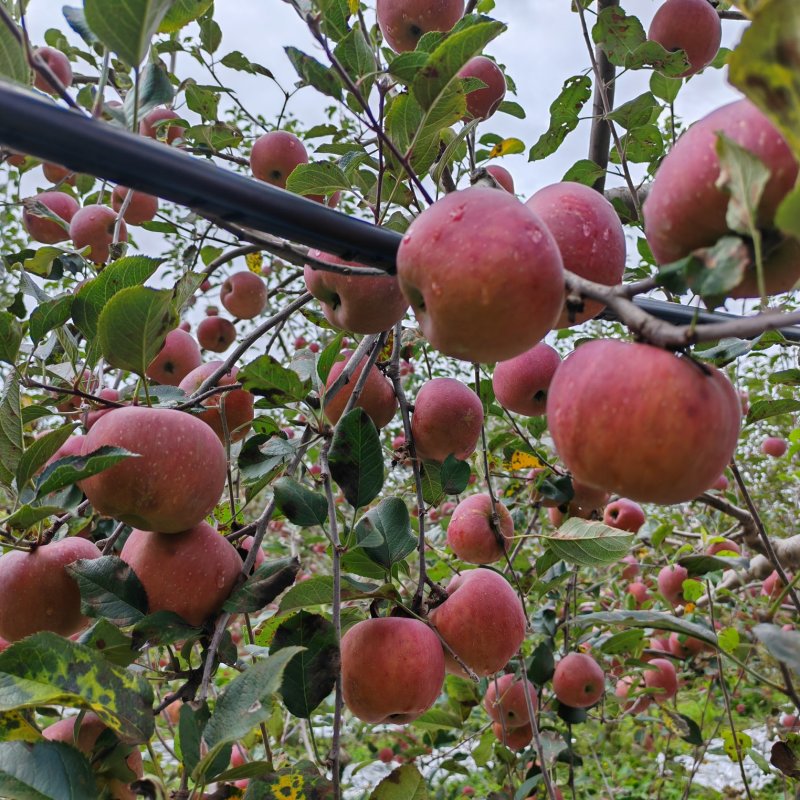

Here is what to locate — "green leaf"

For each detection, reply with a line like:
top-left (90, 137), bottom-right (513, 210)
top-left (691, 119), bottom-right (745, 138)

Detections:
top-left (592, 5), bottom-right (645, 67)
top-left (78, 619), bottom-right (138, 667)
top-left (747, 398), bottom-right (800, 424)
top-left (776, 184), bottom-right (800, 240)
top-left (389, 51), bottom-right (429, 84)
top-left (317, 331), bottom-right (344, 384)
top-left (242, 764), bottom-right (335, 799)
top-left (158, 0), bottom-right (213, 32)
top-left (0, 375), bottom-right (23, 490)
top-left (219, 50), bottom-right (273, 77)
top-left (63, 7), bottom-right (99, 45)
top-left (0, 18), bottom-right (29, 85)
top-left (498, 100), bottom-right (525, 119)
top-left (722, 729), bottom-right (752, 763)
top-left (354, 497), bottom-right (415, 570)
top-left (131, 610), bottom-right (201, 648)
top-left (0, 710), bottom-right (40, 743)
top-left (625, 40), bottom-right (690, 75)
top-left (528, 75), bottom-right (592, 161)
top-left (29, 296), bottom-right (73, 346)
top-left (541, 517), bottom-right (633, 567)
top-left (125, 61), bottom-right (174, 125)
top-left (272, 611), bottom-right (339, 718)
top-left (650, 71), bottom-right (682, 103)
top-left (3, 505), bottom-right (64, 531)
top-left (769, 368), bottom-right (800, 386)
top-left (35, 446), bottom-right (136, 498)
top-left (97, 286), bottom-right (177, 377)
top-left (717, 627), bottom-right (741, 655)
top-left (334, 24), bottom-right (375, 96)
top-left (66, 556), bottom-right (147, 626)
top-left (284, 46), bottom-right (342, 100)
top-left (754, 623), bottom-right (800, 675)
top-left (678, 553), bottom-right (749, 576)
top-left (528, 641), bottom-right (555, 685)
top-left (610, 123), bottom-right (663, 163)
top-left (199, 16), bottom-right (222, 54)
top-left (574, 610), bottom-right (717, 647)
top-left (273, 477), bottom-right (328, 527)
top-left (369, 764), bottom-right (429, 800)
top-left (606, 92), bottom-right (657, 130)
top-left (328, 408), bottom-right (384, 509)
top-left (16, 424), bottom-right (76, 493)
top-left (562, 158), bottom-right (605, 187)
top-left (185, 81), bottom-right (219, 120)
top-left (716, 133), bottom-right (771, 236)
top-left (0, 311), bottom-right (23, 364)
top-left (223, 557), bottom-right (300, 614)
top-left (276, 575), bottom-right (398, 616)
top-left (285, 162), bottom-right (351, 197)
top-left (0, 741), bottom-right (98, 800)
top-left (239, 355), bottom-right (310, 406)
top-left (0, 632), bottom-right (154, 741)
top-left (84, 0), bottom-right (174, 66)
top-left (420, 457), bottom-right (470, 507)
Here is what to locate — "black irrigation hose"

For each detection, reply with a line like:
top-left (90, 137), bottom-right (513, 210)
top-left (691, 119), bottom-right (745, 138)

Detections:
top-left (0, 82), bottom-right (799, 343)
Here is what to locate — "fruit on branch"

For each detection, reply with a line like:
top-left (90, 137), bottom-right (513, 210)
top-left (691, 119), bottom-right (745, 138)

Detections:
top-left (111, 186), bottom-right (159, 225)
top-left (548, 480), bottom-right (609, 524)
top-left (378, 747), bottom-right (394, 763)
top-left (526, 181), bottom-right (626, 327)
top-left (668, 631), bottom-right (707, 659)
top-left (80, 406), bottom-right (227, 533)
top-left (492, 343), bottom-right (561, 417)
top-left (376, 0), bottom-right (464, 52)
top-left (621, 555), bottom-right (639, 580)
top-left (250, 131), bottom-right (308, 188)
top-left (340, 617), bottom-right (445, 723)
top-left (547, 340), bottom-right (741, 504)
top-left (0, 537), bottom-right (101, 641)
top-left (446, 493), bottom-right (513, 564)
top-left (304, 251), bottom-right (408, 334)
top-left (643, 657), bottom-right (678, 701)
top-left (627, 581), bottom-right (651, 607)
top-left (705, 538), bottom-right (740, 556)
top-left (491, 721), bottom-right (532, 750)
top-left (657, 564), bottom-right (689, 606)
top-left (179, 361), bottom-right (254, 443)
top-left (552, 652), bottom-right (606, 708)
top-left (220, 270), bottom-right (268, 319)
top-left (197, 315), bottom-right (236, 352)
top-left (145, 328), bottom-right (202, 386)
top-left (139, 107), bottom-right (185, 143)
top-left (323, 352), bottom-right (397, 428)
top-left (709, 473), bottom-right (729, 491)
top-left (761, 570), bottom-right (785, 599)
top-left (761, 436), bottom-right (788, 457)
top-left (603, 498), bottom-right (646, 533)
top-left (458, 56), bottom-right (506, 121)
top-left (22, 191), bottom-right (79, 244)
top-left (239, 535), bottom-right (266, 570)
top-left (44, 434), bottom-right (86, 469)
top-left (120, 522), bottom-right (242, 626)
top-left (69, 205), bottom-right (127, 264)
top-left (486, 164), bottom-right (514, 193)
top-left (428, 568), bottom-right (526, 676)
top-left (42, 162), bottom-right (75, 185)
top-left (86, 388), bottom-right (121, 430)
top-left (411, 377), bottom-right (483, 462)
top-left (397, 187), bottom-right (564, 363)
top-left (483, 673), bottom-right (538, 728)
top-left (33, 46), bottom-right (73, 93)
top-left (643, 99), bottom-right (800, 296)
top-left (647, 0), bottom-right (722, 78)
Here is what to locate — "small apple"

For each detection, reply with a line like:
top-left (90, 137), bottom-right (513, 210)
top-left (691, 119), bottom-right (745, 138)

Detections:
top-left (483, 673), bottom-right (538, 728)
top-left (42, 162), bottom-right (75, 185)
top-left (33, 47), bottom-right (73, 93)
top-left (761, 436), bottom-right (788, 457)
top-left (376, 0), bottom-right (464, 52)
top-left (69, 204), bottom-right (127, 264)
top-left (603, 499), bottom-right (646, 533)
top-left (491, 721), bottom-right (532, 751)
top-left (486, 164), bottom-right (514, 193)
top-left (323, 352), bottom-right (397, 429)
top-left (139, 107), bottom-right (185, 143)
top-left (458, 56), bottom-right (506, 121)
top-left (552, 652), bottom-right (605, 708)
top-left (657, 564), bottom-right (689, 606)
top-left (146, 328), bottom-right (202, 386)
top-left (627, 582), bottom-right (650, 607)
top-left (197, 316), bottom-right (236, 352)
top-left (648, 0), bottom-right (722, 77)
top-left (621, 555), bottom-right (640, 581)
top-left (446, 493), bottom-right (513, 565)
top-left (644, 657), bottom-right (678, 702)
top-left (492, 343), bottom-right (561, 417)
top-left (220, 271), bottom-right (268, 319)
top-left (250, 131), bottom-right (308, 188)
top-left (22, 191), bottom-right (79, 244)
top-left (705, 538), bottom-right (741, 557)
top-left (111, 186), bottom-right (159, 225)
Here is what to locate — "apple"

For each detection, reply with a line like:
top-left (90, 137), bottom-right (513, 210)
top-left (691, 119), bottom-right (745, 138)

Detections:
top-left (304, 251), bottom-right (408, 334)
top-left (526, 181), bottom-right (626, 327)
top-left (657, 564), bottom-right (689, 606)
top-left (22, 191), bottom-right (79, 244)
top-left (643, 657), bottom-right (678, 702)
top-left (668, 632), bottom-right (707, 659)
top-left (491, 721), bottom-right (532, 751)
top-left (411, 377), bottom-right (483, 462)
top-left (547, 339), bottom-right (741, 505)
top-left (376, 0), bottom-right (464, 52)
top-left (139, 107), bottom-right (185, 143)
top-left (710, 474), bottom-right (729, 491)
top-left (396, 187), bottom-right (564, 363)
top-left (33, 47), bottom-right (73, 93)
top-left (44, 434), bottom-right (86, 469)
top-left (621, 555), bottom-right (640, 581)
top-left (80, 406), bottom-right (227, 533)
top-left (780, 713), bottom-right (800, 730)
top-left (627, 582), bottom-right (650, 607)
top-left (648, 0), bottom-right (722, 78)
top-left (340, 617), bottom-right (445, 723)
top-left (705, 538), bottom-right (741, 556)
top-left (762, 570), bottom-right (786, 599)
top-left (428, 568), bottom-right (526, 677)
top-left (220, 271), bottom-right (268, 319)
top-left (458, 56), bottom-right (506, 121)
top-left (250, 131), bottom-right (308, 188)
top-left (483, 673), bottom-right (538, 728)
top-left (643, 99), bottom-right (799, 296)
top-left (323, 352), bottom-right (397, 428)
top-left (111, 186), bottom-right (159, 225)
top-left (69, 204), bottom-right (127, 264)
top-left (446, 493), bottom-right (513, 564)
top-left (120, 522), bottom-right (242, 626)
top-left (145, 328), bottom-right (202, 386)
top-left (197, 316), bottom-right (236, 352)
top-left (486, 164), bottom-right (514, 193)
top-left (0, 537), bottom-right (101, 641)
top-left (378, 747), bottom-right (394, 763)
top-left (42, 162), bottom-right (75, 185)
top-left (492, 343), bottom-right (561, 417)
top-left (86, 388), bottom-right (121, 430)
top-left (179, 361), bottom-right (254, 443)
top-left (761, 436), bottom-right (788, 457)
top-left (603, 499), bottom-right (645, 533)
top-left (552, 652), bottom-right (605, 708)
top-left (239, 536), bottom-right (266, 570)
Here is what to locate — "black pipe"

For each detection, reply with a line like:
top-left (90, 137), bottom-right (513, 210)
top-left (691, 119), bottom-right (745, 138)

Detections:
top-left (0, 82), bottom-right (799, 342)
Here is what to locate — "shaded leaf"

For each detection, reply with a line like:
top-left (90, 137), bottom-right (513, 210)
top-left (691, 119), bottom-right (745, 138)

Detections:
top-left (0, 18), bottom-right (28, 85)
top-left (754, 623), bottom-right (800, 675)
top-left (328, 408), bottom-right (384, 509)
top-left (223, 557), bottom-right (300, 614)
top-left (15, 423), bottom-right (76, 492)
top-left (239, 355), bottom-right (310, 406)
top-left (273, 477), bottom-right (328, 527)
top-left (66, 556), bottom-right (147, 626)
top-left (0, 741), bottom-right (98, 799)
top-left (573, 610), bottom-right (717, 647)
top-left (0, 311), bottom-right (23, 364)
top-left (35, 446), bottom-right (136, 498)
top-left (528, 75), bottom-right (592, 161)
top-left (369, 763), bottom-right (429, 800)
top-left (354, 496), bottom-right (415, 570)
top-left (747, 398), bottom-right (800, 425)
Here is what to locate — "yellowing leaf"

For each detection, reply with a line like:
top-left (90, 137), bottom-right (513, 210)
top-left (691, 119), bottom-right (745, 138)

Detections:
top-left (348, 0), bottom-right (359, 14)
top-left (506, 451), bottom-right (543, 471)
top-left (246, 251), bottom-right (264, 273)
top-left (379, 329), bottom-right (394, 363)
top-left (488, 137), bottom-right (525, 158)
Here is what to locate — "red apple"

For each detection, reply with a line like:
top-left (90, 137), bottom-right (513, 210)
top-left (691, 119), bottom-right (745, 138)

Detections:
top-left (250, 131), bottom-right (308, 188)
top-left (761, 436), bottom-right (788, 457)
top-left (486, 164), bottom-right (514, 193)
top-left (446, 493), bottom-right (513, 564)
top-left (197, 316), bottom-right (236, 352)
top-left (376, 0), bottom-right (464, 52)
top-left (85, 388), bottom-right (121, 430)
top-left (42, 162), bottom-right (75, 185)
top-left (139, 107), bottom-right (185, 143)
top-left (627, 582), bottom-right (650, 607)
top-left (378, 747), bottom-right (394, 763)
top-left (705, 538), bottom-right (741, 556)
top-left (23, 191), bottom-right (79, 244)
top-left (491, 721), bottom-right (532, 751)
top-left (657, 564), bottom-right (689, 606)
top-left (621, 555), bottom-right (640, 581)
top-left (146, 328), bottom-right (202, 386)
top-left (483, 673), bottom-right (538, 728)
top-left (668, 632), bottom-right (707, 659)
top-left (648, 0), bottom-right (722, 77)
top-left (492, 343), bottom-right (561, 417)
top-left (70, 204), bottom-right (127, 264)
top-left (220, 271), bottom-right (268, 319)
top-left (111, 186), bottom-right (159, 225)
top-left (552, 652), bottom-right (605, 708)
top-left (323, 352), bottom-right (397, 429)
top-left (710, 474), bottom-right (729, 491)
top-left (644, 657), bottom-right (678, 702)
top-left (458, 56), bottom-right (506, 121)
top-left (603, 499), bottom-right (646, 533)
top-left (762, 570), bottom-right (786, 599)
top-left (33, 47), bottom-right (73, 93)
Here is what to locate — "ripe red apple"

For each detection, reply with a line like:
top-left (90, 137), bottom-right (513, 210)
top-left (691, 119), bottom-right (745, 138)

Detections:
top-left (547, 340), bottom-right (741, 505)
top-left (80, 406), bottom-right (227, 533)
top-left (139, 107), bottom-right (185, 143)
top-left (446, 493), bottom-right (513, 564)
top-left (179, 361), bottom-right (254, 443)
top-left (121, 522), bottom-right (241, 626)
top-left (761, 436), bottom-right (788, 457)
top-left (111, 186), bottom-right (159, 225)
top-left (648, 0), bottom-right (721, 77)
top-left (323, 352), bottom-right (397, 429)
top-left (0, 537), bottom-right (101, 641)
top-left (644, 657), bottom-right (678, 702)
top-left (397, 187), bottom-right (564, 363)
top-left (486, 164), bottom-right (514, 193)
top-left (492, 343), bottom-right (561, 417)
top-left (85, 388), bottom-right (121, 430)
top-left (621, 555), bottom-right (640, 581)
top-left (526, 182), bottom-right (626, 327)
top-left (762, 570), bottom-right (786, 599)
top-left (239, 535), bottom-right (266, 570)
top-left (69, 204), bottom-right (127, 264)
top-left (483, 673), bottom-right (538, 728)
top-left (603, 499), bottom-right (645, 533)
top-left (33, 46), bottom-right (73, 93)
top-left (146, 328), bottom-right (202, 386)
top-left (552, 652), bottom-right (605, 708)
top-left (378, 747), bottom-right (394, 763)
top-left (304, 251), bottom-right (408, 334)
top-left (657, 564), bottom-right (689, 606)
top-left (341, 617), bottom-right (445, 723)
top-left (780, 713), bottom-right (800, 730)
top-left (491, 721), bottom-right (532, 751)
top-left (710, 474), bottom-right (729, 491)
top-left (250, 131), bottom-right (308, 188)
top-left (44, 434), bottom-right (86, 469)
top-left (627, 581), bottom-right (651, 607)
top-left (411, 377), bottom-right (483, 462)
top-left (428, 568), bottom-right (526, 677)
top-left (705, 538), bottom-right (741, 556)
top-left (458, 56), bottom-right (506, 121)
top-left (376, 0), bottom-right (464, 52)
top-left (42, 162), bottom-right (75, 185)
top-left (643, 100), bottom-right (799, 296)
top-left (197, 316), bottom-right (236, 352)
top-left (668, 632), bottom-right (707, 659)
top-left (220, 271), bottom-right (268, 319)
top-left (23, 191), bottom-right (79, 243)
